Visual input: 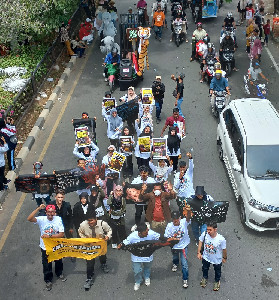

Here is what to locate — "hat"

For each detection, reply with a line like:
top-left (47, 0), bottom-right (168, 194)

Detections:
top-left (128, 7), bottom-right (132, 11)
top-left (90, 185), bottom-right (99, 192)
top-left (45, 204), bottom-right (56, 211)
top-left (107, 145), bottom-right (116, 151)
top-left (79, 192), bottom-right (89, 199)
top-left (195, 186), bottom-right (205, 196)
top-left (171, 211), bottom-right (180, 219)
top-left (156, 75), bottom-right (161, 80)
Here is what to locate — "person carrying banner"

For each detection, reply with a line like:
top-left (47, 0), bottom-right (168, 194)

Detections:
top-left (107, 185), bottom-right (127, 249)
top-left (174, 153), bottom-right (194, 216)
top-left (197, 223), bottom-right (227, 291)
top-left (164, 210), bottom-right (191, 288)
top-left (135, 125), bottom-right (153, 169)
top-left (139, 181), bottom-right (176, 237)
top-left (27, 204), bottom-right (66, 291)
top-left (118, 222), bottom-right (160, 291)
top-left (73, 138), bottom-right (99, 165)
top-left (132, 165), bottom-right (156, 225)
top-left (189, 186), bottom-right (214, 245)
top-left (78, 209), bottom-right (112, 290)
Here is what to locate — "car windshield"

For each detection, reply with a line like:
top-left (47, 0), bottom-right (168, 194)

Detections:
top-left (247, 145), bottom-right (279, 178)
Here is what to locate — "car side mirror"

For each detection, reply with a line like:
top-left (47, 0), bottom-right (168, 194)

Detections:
top-left (233, 164), bottom-right (241, 172)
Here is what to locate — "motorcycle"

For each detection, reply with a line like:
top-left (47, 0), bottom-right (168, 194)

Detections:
top-left (244, 75), bottom-right (268, 99)
top-left (211, 90), bottom-right (227, 119)
top-left (172, 20), bottom-right (187, 47)
top-left (192, 5), bottom-right (201, 23)
top-left (204, 57), bottom-right (216, 84)
top-left (221, 48), bottom-right (234, 76)
top-left (220, 27), bottom-right (236, 44)
top-left (192, 37), bottom-right (207, 62)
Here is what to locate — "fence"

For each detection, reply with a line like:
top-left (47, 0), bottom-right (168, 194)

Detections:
top-left (4, 6), bottom-right (85, 123)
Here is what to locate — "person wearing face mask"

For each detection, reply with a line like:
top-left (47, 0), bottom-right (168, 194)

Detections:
top-left (73, 192), bottom-right (91, 236)
top-left (164, 126), bottom-right (182, 172)
top-left (73, 137), bottom-right (99, 165)
top-left (139, 181), bottom-right (176, 237)
top-left (107, 185), bottom-right (127, 249)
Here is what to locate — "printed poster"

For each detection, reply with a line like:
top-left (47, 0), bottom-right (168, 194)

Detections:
top-left (75, 126), bottom-right (90, 147)
top-left (152, 138), bottom-right (167, 159)
top-left (177, 121), bottom-right (186, 139)
top-left (108, 152), bottom-right (126, 173)
top-left (103, 97), bottom-right (116, 115)
top-left (141, 88), bottom-right (154, 105)
top-left (44, 238), bottom-right (107, 262)
top-left (120, 136), bottom-right (133, 154)
top-left (138, 136), bottom-right (151, 153)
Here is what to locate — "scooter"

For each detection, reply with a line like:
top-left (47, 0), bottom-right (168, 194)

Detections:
top-left (204, 57), bottom-right (216, 84)
top-left (192, 5), bottom-right (201, 24)
top-left (221, 48), bottom-right (234, 76)
top-left (211, 90), bottom-right (227, 119)
top-left (172, 20), bottom-right (187, 47)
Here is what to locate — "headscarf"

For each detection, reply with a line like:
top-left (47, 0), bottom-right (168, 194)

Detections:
top-left (167, 126), bottom-right (181, 154)
top-left (109, 108), bottom-right (122, 131)
top-left (139, 125), bottom-right (153, 137)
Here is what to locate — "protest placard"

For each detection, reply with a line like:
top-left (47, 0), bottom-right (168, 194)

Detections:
top-left (120, 136), bottom-right (133, 154)
top-left (75, 126), bottom-right (90, 147)
top-left (152, 138), bottom-right (167, 159)
top-left (103, 97), bottom-right (116, 115)
top-left (141, 88), bottom-right (154, 105)
top-left (138, 136), bottom-right (151, 153)
top-left (108, 152), bottom-right (126, 173)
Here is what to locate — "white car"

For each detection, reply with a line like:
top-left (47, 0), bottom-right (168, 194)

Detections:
top-left (217, 98), bottom-right (279, 231)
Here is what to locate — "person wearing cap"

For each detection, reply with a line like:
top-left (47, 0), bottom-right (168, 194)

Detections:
top-left (160, 107), bottom-right (186, 138)
top-left (209, 70), bottom-right (230, 108)
top-left (174, 153), bottom-right (194, 216)
top-left (107, 185), bottom-right (127, 248)
top-left (171, 73), bottom-right (185, 119)
top-left (73, 192), bottom-right (91, 236)
top-left (78, 208), bottom-right (112, 290)
top-left (120, 86), bottom-right (137, 103)
top-left (149, 156), bottom-right (173, 183)
top-left (152, 76), bottom-right (165, 123)
top-left (27, 204), bottom-right (65, 291)
top-left (189, 186), bottom-right (214, 244)
top-left (89, 181), bottom-right (107, 220)
top-left (132, 165), bottom-right (156, 225)
top-left (50, 190), bottom-right (73, 239)
top-left (164, 209), bottom-right (191, 288)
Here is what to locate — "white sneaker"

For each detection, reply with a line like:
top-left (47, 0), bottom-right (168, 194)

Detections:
top-left (145, 278), bottom-right (150, 286)
top-left (103, 72), bottom-right (106, 78)
top-left (112, 244), bottom-right (117, 249)
top-left (183, 280), bottom-right (188, 288)
top-left (104, 78), bottom-right (108, 82)
top-left (172, 264), bottom-right (178, 272)
top-left (134, 283), bottom-right (140, 291)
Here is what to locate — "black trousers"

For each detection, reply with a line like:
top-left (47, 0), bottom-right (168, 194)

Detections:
top-left (41, 249), bottom-right (63, 283)
top-left (110, 218), bottom-right (127, 244)
top-left (86, 255), bottom-right (107, 279)
top-left (7, 149), bottom-right (16, 170)
top-left (169, 155), bottom-right (179, 171)
top-left (135, 204), bottom-right (147, 225)
top-left (0, 165), bottom-right (7, 191)
top-left (122, 155), bottom-right (133, 177)
top-left (136, 157), bottom-right (150, 169)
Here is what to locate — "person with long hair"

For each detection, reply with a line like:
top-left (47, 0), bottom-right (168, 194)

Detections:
top-left (135, 125), bottom-right (153, 169)
top-left (164, 126), bottom-right (181, 172)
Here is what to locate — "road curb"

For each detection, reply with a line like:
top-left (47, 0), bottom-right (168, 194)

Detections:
top-left (0, 56), bottom-right (77, 205)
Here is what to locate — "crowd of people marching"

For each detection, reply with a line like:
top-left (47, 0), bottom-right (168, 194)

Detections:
top-left (23, 0), bottom-right (275, 295)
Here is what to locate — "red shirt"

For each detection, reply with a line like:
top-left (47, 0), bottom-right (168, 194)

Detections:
top-left (263, 24), bottom-right (270, 35)
top-left (165, 116), bottom-right (185, 132)
top-left (153, 196), bottom-right (165, 222)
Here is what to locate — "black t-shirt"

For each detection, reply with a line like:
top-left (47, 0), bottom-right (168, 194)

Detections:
top-left (176, 78), bottom-right (184, 98)
top-left (224, 17), bottom-right (235, 27)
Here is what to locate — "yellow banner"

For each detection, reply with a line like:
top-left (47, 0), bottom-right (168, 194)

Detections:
top-left (43, 238), bottom-right (107, 262)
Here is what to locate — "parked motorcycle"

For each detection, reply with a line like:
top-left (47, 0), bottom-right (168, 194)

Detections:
top-left (221, 48), bottom-right (234, 76)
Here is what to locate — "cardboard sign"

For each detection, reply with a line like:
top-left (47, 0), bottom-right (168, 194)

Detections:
top-left (152, 138), bottom-right (167, 159)
top-left (120, 136), bottom-right (133, 154)
top-left (127, 28), bottom-right (138, 40)
top-left (138, 136), bottom-right (151, 153)
top-left (75, 126), bottom-right (90, 147)
top-left (108, 152), bottom-right (126, 173)
top-left (141, 88), bottom-right (154, 105)
top-left (103, 97), bottom-right (116, 115)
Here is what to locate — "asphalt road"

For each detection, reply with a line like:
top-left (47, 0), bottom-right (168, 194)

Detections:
top-left (0, 1), bottom-right (278, 299)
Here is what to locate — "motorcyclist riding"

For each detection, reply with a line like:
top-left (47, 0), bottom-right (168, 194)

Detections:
top-left (210, 70), bottom-right (230, 108)
top-left (200, 43), bottom-right (219, 83)
top-left (220, 31), bottom-right (238, 72)
top-left (171, 9), bottom-right (188, 43)
top-left (190, 22), bottom-right (208, 61)
top-left (103, 48), bottom-right (120, 81)
top-left (214, 61), bottom-right (226, 78)
top-left (221, 12), bottom-right (237, 45)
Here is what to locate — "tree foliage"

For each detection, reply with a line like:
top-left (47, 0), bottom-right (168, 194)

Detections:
top-left (0, 0), bottom-right (79, 45)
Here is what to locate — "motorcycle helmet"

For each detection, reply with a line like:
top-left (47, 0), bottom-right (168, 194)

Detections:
top-left (215, 70), bottom-right (222, 78)
top-left (203, 36), bottom-right (209, 43)
top-left (197, 22), bottom-right (202, 29)
top-left (208, 43), bottom-right (213, 49)
top-left (214, 62), bottom-right (221, 70)
top-left (225, 31), bottom-right (231, 37)
top-left (227, 12), bottom-right (233, 18)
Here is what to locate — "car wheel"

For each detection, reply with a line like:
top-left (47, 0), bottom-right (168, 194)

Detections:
top-left (240, 200), bottom-right (246, 225)
top-left (217, 140), bottom-right (223, 161)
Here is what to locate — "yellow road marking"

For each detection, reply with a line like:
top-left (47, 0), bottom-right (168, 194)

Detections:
top-left (0, 41), bottom-right (95, 252)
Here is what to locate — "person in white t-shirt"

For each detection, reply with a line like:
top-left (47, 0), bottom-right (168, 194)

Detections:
top-left (197, 223), bottom-right (227, 292)
top-left (27, 204), bottom-right (65, 291)
top-left (118, 223), bottom-right (160, 291)
top-left (164, 210), bottom-right (191, 288)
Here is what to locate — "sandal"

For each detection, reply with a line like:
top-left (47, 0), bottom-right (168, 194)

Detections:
top-left (213, 281), bottom-right (220, 291)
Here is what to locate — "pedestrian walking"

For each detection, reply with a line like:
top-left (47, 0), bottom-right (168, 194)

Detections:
top-left (152, 75), bottom-right (165, 123)
top-left (103, 108), bottom-right (123, 148)
top-left (171, 73), bottom-right (185, 118)
top-left (149, 157), bottom-right (173, 183)
top-left (78, 209), bottom-right (112, 290)
top-left (0, 136), bottom-right (9, 192)
top-left (118, 222), bottom-right (160, 291)
top-left (152, 5), bottom-right (166, 41)
top-left (263, 19), bottom-right (271, 46)
top-left (164, 126), bottom-right (182, 172)
top-left (164, 210), bottom-right (191, 288)
top-left (197, 223), bottom-right (227, 291)
top-left (89, 183), bottom-right (107, 220)
top-left (160, 108), bottom-right (186, 138)
top-left (73, 192), bottom-right (91, 236)
top-left (27, 204), bottom-right (66, 291)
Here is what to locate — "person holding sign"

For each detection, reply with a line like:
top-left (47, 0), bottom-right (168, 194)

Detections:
top-left (103, 108), bottom-right (123, 148)
top-left (78, 209), bottom-right (112, 290)
top-left (149, 157), bottom-right (173, 183)
top-left (27, 204), bottom-right (66, 291)
top-left (164, 126), bottom-right (182, 172)
top-left (135, 125), bottom-right (153, 169)
top-left (73, 137), bottom-right (99, 165)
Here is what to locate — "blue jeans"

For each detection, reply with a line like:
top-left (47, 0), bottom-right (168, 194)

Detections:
top-left (191, 221), bottom-right (207, 242)
top-left (172, 247), bottom-right (189, 280)
top-left (132, 261), bottom-right (152, 284)
top-left (155, 101), bottom-right (163, 119)
top-left (202, 258), bottom-right (222, 282)
top-left (154, 26), bottom-right (163, 38)
top-left (177, 97), bottom-right (184, 118)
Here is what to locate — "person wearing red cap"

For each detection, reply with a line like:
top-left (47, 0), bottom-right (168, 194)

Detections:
top-left (27, 204), bottom-right (66, 291)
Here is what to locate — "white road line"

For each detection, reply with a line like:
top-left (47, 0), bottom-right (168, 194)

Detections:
top-left (265, 47), bottom-right (279, 75)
